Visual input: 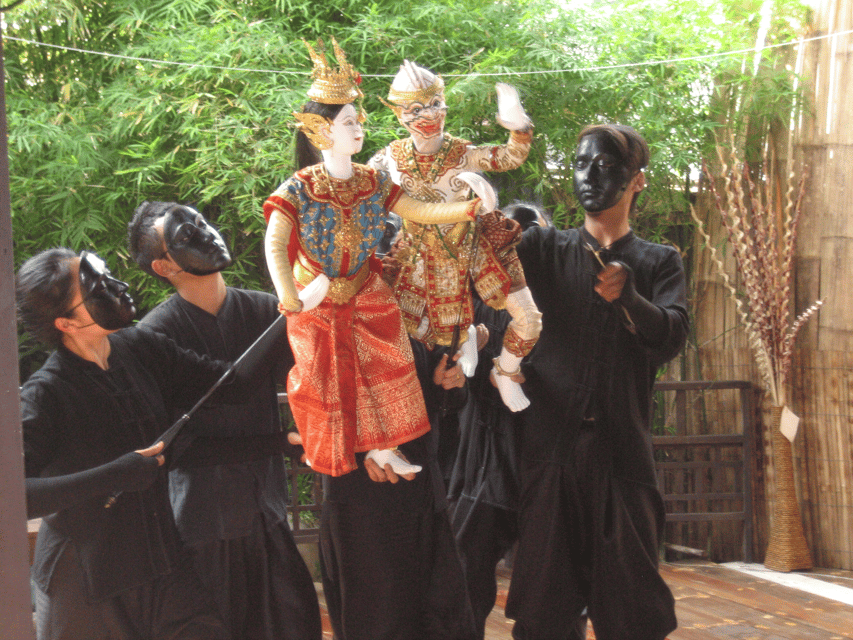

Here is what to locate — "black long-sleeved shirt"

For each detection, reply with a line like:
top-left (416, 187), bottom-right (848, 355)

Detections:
top-left (22, 326), bottom-right (228, 601)
top-left (517, 226), bottom-right (689, 484)
top-left (140, 289), bottom-right (293, 544)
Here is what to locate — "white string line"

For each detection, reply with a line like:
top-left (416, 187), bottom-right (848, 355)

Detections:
top-left (4, 28), bottom-right (853, 77)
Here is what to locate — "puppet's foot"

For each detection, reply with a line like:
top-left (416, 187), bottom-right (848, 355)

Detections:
top-left (366, 448), bottom-right (422, 475)
top-left (492, 372), bottom-right (530, 412)
top-left (457, 324), bottom-right (479, 377)
top-left (492, 351), bottom-right (529, 412)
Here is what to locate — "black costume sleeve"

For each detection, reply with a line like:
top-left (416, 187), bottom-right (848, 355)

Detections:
top-left (227, 315), bottom-right (290, 393)
top-left (172, 430), bottom-right (300, 469)
top-left (638, 248), bottom-right (689, 367)
top-left (26, 452), bottom-right (161, 519)
top-left (613, 260), bottom-right (667, 344)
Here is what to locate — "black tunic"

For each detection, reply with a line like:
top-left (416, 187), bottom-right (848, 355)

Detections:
top-left (505, 225), bottom-right (687, 640)
top-left (140, 289), bottom-right (291, 542)
top-left (22, 326), bottom-right (227, 603)
top-left (140, 288), bottom-right (322, 640)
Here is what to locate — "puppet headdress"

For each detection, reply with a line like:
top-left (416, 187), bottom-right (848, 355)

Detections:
top-left (294, 37), bottom-right (365, 150)
top-left (382, 60), bottom-right (445, 118)
top-left (303, 37), bottom-right (363, 105)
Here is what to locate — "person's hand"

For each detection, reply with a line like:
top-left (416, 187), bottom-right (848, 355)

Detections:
top-left (595, 262), bottom-right (628, 303)
top-left (495, 82), bottom-right (532, 131)
top-left (458, 172), bottom-right (497, 213)
top-left (135, 441), bottom-right (165, 466)
top-left (287, 431), bottom-right (307, 464)
top-left (364, 449), bottom-right (418, 483)
top-left (434, 353), bottom-right (466, 390)
top-left (299, 274), bottom-right (330, 311)
top-left (475, 324), bottom-right (489, 351)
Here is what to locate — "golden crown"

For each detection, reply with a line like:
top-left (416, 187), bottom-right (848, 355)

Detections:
top-left (303, 37), bottom-right (363, 105)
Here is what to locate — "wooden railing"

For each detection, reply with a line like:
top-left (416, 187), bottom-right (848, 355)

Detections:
top-left (282, 381), bottom-right (759, 560)
top-left (652, 380), bottom-right (757, 562)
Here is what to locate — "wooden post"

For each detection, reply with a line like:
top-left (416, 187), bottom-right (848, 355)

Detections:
top-left (0, 26), bottom-right (37, 640)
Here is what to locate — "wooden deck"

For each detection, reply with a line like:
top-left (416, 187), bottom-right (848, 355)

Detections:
top-left (318, 560), bottom-right (853, 639)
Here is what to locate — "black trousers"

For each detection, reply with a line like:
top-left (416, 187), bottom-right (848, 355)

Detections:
top-left (319, 459), bottom-right (477, 640)
top-left (450, 496), bottom-right (517, 637)
top-left (183, 515), bottom-right (322, 640)
top-left (506, 423), bottom-right (677, 640)
top-left (33, 544), bottom-right (230, 640)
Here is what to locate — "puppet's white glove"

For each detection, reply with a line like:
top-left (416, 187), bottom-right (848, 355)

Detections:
top-left (366, 448), bottom-right (422, 475)
top-left (299, 274), bottom-right (330, 311)
top-left (457, 324), bottom-right (479, 377)
top-left (458, 172), bottom-right (497, 213)
top-left (491, 348), bottom-right (530, 412)
top-left (495, 83), bottom-right (533, 131)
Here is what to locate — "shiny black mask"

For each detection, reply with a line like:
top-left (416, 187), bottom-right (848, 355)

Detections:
top-left (163, 205), bottom-right (232, 276)
top-left (572, 133), bottom-right (632, 213)
top-left (78, 251), bottom-right (136, 330)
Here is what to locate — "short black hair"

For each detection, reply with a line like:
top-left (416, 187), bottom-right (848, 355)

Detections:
top-left (127, 200), bottom-right (173, 283)
top-left (504, 201), bottom-right (551, 230)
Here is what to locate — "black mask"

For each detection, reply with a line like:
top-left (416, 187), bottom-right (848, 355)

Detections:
top-left (163, 205), bottom-right (232, 276)
top-left (78, 251), bottom-right (137, 330)
top-left (572, 133), bottom-right (632, 213)
top-left (376, 213), bottom-right (402, 258)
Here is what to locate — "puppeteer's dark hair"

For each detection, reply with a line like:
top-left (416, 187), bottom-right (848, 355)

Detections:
top-left (577, 123), bottom-right (650, 212)
top-left (16, 247), bottom-right (78, 347)
top-left (503, 202), bottom-right (552, 231)
top-left (127, 200), bottom-right (174, 284)
top-left (295, 101), bottom-right (347, 170)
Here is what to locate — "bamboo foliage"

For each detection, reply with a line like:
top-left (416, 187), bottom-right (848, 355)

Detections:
top-left (690, 140), bottom-right (823, 407)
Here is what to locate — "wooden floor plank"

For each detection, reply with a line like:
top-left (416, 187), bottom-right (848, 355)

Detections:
top-left (318, 560), bottom-right (853, 639)
top-left (660, 563), bottom-right (853, 637)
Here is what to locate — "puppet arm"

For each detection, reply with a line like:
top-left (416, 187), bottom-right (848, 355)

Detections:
top-left (391, 172), bottom-right (496, 223)
top-left (265, 211), bottom-right (327, 313)
top-left (492, 287), bottom-right (542, 412)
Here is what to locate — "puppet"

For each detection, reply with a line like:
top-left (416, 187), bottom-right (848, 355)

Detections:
top-left (263, 39), bottom-right (497, 477)
top-left (371, 61), bottom-right (541, 411)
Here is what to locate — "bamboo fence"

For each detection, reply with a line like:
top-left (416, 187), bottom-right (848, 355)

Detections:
top-left (690, 0), bottom-right (853, 570)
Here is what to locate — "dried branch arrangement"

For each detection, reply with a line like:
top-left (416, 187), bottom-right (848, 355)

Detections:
top-left (690, 143), bottom-right (823, 408)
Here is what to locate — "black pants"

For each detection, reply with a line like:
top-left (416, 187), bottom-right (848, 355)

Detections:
top-left (33, 544), bottom-right (230, 640)
top-left (319, 455), bottom-right (476, 640)
top-left (450, 497), bottom-right (517, 637)
top-left (506, 424), bottom-right (677, 640)
top-left (184, 516), bottom-right (322, 640)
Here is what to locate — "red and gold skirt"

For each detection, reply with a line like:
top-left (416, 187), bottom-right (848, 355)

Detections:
top-left (287, 272), bottom-right (430, 476)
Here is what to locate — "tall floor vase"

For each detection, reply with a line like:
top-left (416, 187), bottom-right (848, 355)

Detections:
top-left (763, 405), bottom-right (813, 572)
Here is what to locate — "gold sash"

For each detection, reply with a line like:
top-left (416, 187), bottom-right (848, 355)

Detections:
top-left (293, 259), bottom-right (371, 305)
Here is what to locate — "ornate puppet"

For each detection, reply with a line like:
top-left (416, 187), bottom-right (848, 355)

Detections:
top-left (263, 39), bottom-right (496, 477)
top-left (371, 61), bottom-right (542, 412)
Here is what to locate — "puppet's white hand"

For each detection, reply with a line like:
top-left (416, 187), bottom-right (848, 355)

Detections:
top-left (458, 172), bottom-right (497, 213)
top-left (457, 324), bottom-right (479, 377)
top-left (299, 274), bottom-right (330, 311)
top-left (496, 82), bottom-right (532, 131)
top-left (366, 448), bottom-right (422, 475)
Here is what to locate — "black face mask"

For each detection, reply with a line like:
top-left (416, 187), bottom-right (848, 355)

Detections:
top-left (376, 213), bottom-right (402, 258)
top-left (163, 205), bottom-right (232, 276)
top-left (572, 133), bottom-right (632, 213)
top-left (78, 251), bottom-right (137, 330)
